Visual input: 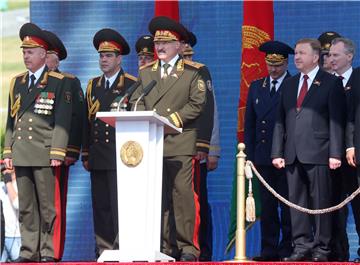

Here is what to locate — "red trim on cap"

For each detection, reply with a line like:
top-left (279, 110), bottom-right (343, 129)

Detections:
top-left (25, 36), bottom-right (49, 50)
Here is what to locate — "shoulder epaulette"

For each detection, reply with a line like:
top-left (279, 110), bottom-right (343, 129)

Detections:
top-left (62, 72), bottom-right (76, 79)
top-left (183, 59), bottom-right (204, 69)
top-left (48, 71), bottom-right (64, 80)
top-left (140, 60), bottom-right (157, 71)
top-left (125, 73), bottom-right (137, 82)
top-left (15, 71), bottom-right (27, 78)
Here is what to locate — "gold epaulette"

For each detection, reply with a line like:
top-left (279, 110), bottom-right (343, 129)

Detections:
top-left (140, 60), bottom-right (157, 71)
top-left (48, 71), bottom-right (64, 80)
top-left (62, 72), bottom-right (76, 79)
top-left (183, 59), bottom-right (204, 69)
top-left (14, 71), bottom-right (27, 78)
top-left (125, 73), bottom-right (137, 82)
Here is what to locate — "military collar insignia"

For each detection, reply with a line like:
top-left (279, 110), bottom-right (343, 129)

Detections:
top-left (115, 74), bottom-right (125, 90)
top-left (152, 60), bottom-right (159, 71)
top-left (20, 72), bottom-right (28, 84)
top-left (96, 76), bottom-right (103, 87)
top-left (176, 59), bottom-right (184, 72)
top-left (262, 78), bottom-right (267, 88)
top-left (37, 72), bottom-right (48, 89)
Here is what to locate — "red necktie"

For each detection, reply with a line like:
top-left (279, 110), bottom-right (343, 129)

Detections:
top-left (297, 75), bottom-right (309, 109)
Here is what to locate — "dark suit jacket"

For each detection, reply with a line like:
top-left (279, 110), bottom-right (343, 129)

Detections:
top-left (271, 68), bottom-right (345, 165)
top-left (130, 57), bottom-right (206, 157)
top-left (244, 72), bottom-right (291, 165)
top-left (345, 67), bottom-right (360, 164)
top-left (82, 69), bottom-right (137, 170)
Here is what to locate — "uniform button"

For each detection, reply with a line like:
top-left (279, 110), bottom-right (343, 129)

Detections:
top-left (261, 139), bottom-right (266, 143)
top-left (94, 123), bottom-right (98, 127)
top-left (105, 131), bottom-right (109, 135)
top-left (105, 139), bottom-right (109, 143)
top-left (94, 139), bottom-right (98, 143)
top-left (29, 118), bottom-right (33, 122)
top-left (261, 120), bottom-right (266, 124)
top-left (105, 123), bottom-right (109, 127)
top-left (94, 131), bottom-right (98, 135)
top-left (166, 108), bottom-right (171, 112)
top-left (29, 127), bottom-right (33, 131)
top-left (17, 127), bottom-right (21, 131)
top-left (261, 130), bottom-right (266, 133)
top-left (18, 119), bottom-right (22, 122)
top-left (153, 108), bottom-right (157, 111)
top-left (17, 136), bottom-right (21, 140)
top-left (28, 136), bottom-right (32, 140)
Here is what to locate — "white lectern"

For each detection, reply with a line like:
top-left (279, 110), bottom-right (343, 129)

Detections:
top-left (96, 111), bottom-right (181, 262)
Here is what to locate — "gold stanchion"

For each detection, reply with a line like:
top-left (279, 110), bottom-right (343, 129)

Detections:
top-left (234, 143), bottom-right (247, 261)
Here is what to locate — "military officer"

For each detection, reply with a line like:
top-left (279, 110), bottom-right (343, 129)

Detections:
top-left (318, 31), bottom-right (341, 73)
top-left (129, 16), bottom-right (206, 261)
top-left (244, 41), bottom-right (293, 261)
top-left (43, 29), bottom-right (85, 260)
top-left (81, 28), bottom-right (137, 257)
top-left (135, 34), bottom-right (155, 67)
top-left (3, 23), bottom-right (72, 262)
top-left (181, 29), bottom-right (219, 261)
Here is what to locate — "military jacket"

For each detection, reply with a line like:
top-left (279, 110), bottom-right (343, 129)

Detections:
top-left (130, 58), bottom-right (206, 156)
top-left (196, 65), bottom-right (214, 153)
top-left (3, 68), bottom-right (72, 166)
top-left (61, 72), bottom-right (84, 160)
top-left (82, 69), bottom-right (137, 170)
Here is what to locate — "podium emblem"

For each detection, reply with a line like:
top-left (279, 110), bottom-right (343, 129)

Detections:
top-left (120, 141), bottom-right (143, 167)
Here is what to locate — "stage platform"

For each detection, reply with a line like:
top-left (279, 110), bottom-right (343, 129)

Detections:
top-left (12, 261), bottom-right (359, 265)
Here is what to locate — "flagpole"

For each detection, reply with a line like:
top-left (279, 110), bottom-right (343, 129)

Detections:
top-left (234, 143), bottom-right (247, 261)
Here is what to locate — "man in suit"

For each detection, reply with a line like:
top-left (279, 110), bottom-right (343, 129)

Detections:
top-left (81, 28), bottom-right (137, 257)
top-left (135, 34), bottom-right (155, 67)
top-left (271, 38), bottom-right (345, 262)
top-left (180, 29), bottom-right (218, 261)
top-left (332, 38), bottom-right (360, 263)
top-left (2, 23), bottom-right (72, 262)
top-left (245, 41), bottom-right (293, 261)
top-left (130, 16), bottom-right (206, 261)
top-left (43, 29), bottom-right (85, 260)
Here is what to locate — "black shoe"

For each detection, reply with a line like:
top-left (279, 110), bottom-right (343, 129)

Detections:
top-left (179, 253), bottom-right (197, 261)
top-left (252, 255), bottom-right (279, 261)
top-left (40, 256), bottom-right (56, 262)
top-left (312, 253), bottom-right (328, 262)
top-left (282, 252), bottom-right (309, 261)
top-left (12, 257), bottom-right (34, 263)
top-left (354, 257), bottom-right (360, 263)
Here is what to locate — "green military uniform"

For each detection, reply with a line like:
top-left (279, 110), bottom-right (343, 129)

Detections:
top-left (130, 56), bottom-right (206, 258)
top-left (3, 68), bottom-right (72, 261)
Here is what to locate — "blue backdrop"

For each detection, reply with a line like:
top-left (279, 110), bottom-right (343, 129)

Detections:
top-left (30, 0), bottom-right (360, 261)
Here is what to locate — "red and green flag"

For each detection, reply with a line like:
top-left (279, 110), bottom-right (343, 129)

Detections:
top-left (227, 0), bottom-right (274, 252)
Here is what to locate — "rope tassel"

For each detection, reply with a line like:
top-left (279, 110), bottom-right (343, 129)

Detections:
top-left (245, 162), bottom-right (256, 222)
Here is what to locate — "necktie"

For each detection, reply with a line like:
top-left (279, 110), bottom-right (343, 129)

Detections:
top-left (270, 80), bottom-right (277, 97)
top-left (105, 80), bottom-right (110, 90)
top-left (29, 74), bottom-right (36, 91)
top-left (297, 75), bottom-right (309, 109)
top-left (163, 63), bottom-right (171, 79)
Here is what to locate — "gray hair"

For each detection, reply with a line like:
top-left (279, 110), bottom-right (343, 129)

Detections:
top-left (331, 37), bottom-right (356, 57)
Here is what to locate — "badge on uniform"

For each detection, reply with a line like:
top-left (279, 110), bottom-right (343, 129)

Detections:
top-left (65, 91), bottom-right (72, 103)
top-left (198, 79), bottom-right (205, 92)
top-left (34, 92), bottom-right (55, 115)
top-left (256, 98), bottom-right (259, 104)
top-left (344, 86), bottom-right (351, 91)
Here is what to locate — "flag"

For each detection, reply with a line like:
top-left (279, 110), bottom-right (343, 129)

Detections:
top-left (155, 0), bottom-right (179, 21)
top-left (226, 0), bottom-right (274, 253)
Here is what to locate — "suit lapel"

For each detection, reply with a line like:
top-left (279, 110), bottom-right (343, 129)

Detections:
top-left (299, 70), bottom-right (324, 110)
top-left (18, 68), bottom-right (49, 119)
top-left (290, 73), bottom-right (301, 109)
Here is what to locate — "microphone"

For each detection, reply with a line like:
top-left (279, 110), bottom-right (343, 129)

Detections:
top-left (116, 80), bottom-right (142, 111)
top-left (134, 80), bottom-right (157, 111)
